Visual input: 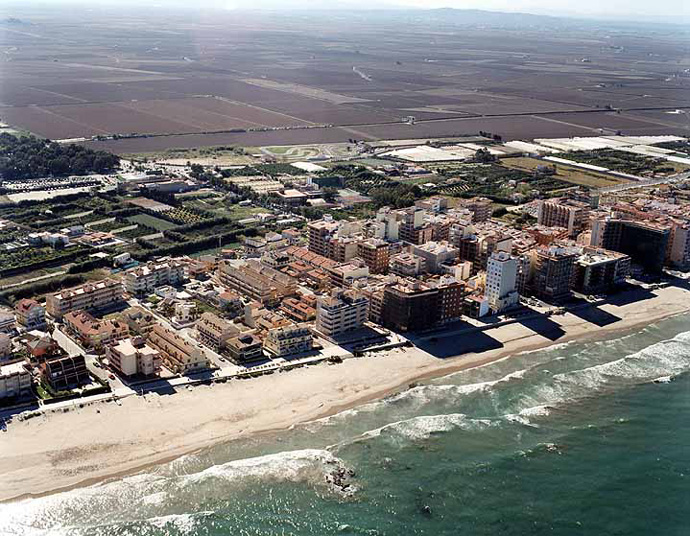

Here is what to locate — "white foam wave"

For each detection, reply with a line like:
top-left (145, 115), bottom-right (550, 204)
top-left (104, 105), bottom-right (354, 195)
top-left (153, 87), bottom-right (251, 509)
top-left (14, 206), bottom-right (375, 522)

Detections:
top-left (519, 405), bottom-right (551, 417)
top-left (553, 334), bottom-right (690, 388)
top-left (358, 413), bottom-right (493, 442)
top-left (652, 375), bottom-right (673, 384)
top-left (141, 491), bottom-right (168, 506)
top-left (148, 511), bottom-right (213, 533)
top-left (504, 405), bottom-right (552, 427)
top-left (182, 448), bottom-right (348, 488)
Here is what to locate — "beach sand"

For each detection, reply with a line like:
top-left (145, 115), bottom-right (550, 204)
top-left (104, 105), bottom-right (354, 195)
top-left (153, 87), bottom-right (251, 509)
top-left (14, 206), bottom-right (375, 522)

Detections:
top-left (1, 284), bottom-right (689, 503)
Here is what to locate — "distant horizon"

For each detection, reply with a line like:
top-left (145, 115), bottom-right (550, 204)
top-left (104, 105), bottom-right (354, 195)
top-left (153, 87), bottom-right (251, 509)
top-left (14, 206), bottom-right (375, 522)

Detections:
top-left (3, 1), bottom-right (689, 26)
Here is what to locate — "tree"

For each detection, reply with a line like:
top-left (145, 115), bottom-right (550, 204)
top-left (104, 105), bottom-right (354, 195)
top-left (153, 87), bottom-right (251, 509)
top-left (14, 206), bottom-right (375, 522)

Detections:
top-left (322, 187), bottom-right (339, 203)
top-left (474, 148), bottom-right (497, 163)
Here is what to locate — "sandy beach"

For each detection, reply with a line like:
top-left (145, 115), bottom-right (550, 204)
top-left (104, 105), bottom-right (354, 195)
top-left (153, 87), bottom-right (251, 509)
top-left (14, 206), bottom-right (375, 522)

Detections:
top-left (1, 283), bottom-right (689, 503)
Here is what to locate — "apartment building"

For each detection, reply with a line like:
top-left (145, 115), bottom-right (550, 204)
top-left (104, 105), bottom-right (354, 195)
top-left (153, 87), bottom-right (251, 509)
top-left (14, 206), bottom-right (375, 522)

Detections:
top-left (412, 241), bottom-right (459, 273)
top-left (261, 250), bottom-right (292, 270)
top-left (530, 247), bottom-right (578, 303)
top-left (147, 324), bottom-right (210, 374)
top-left (0, 333), bottom-right (12, 361)
top-left (263, 324), bottom-right (313, 357)
top-left (284, 246), bottom-right (339, 273)
top-left (357, 238), bottom-right (390, 274)
top-left (123, 260), bottom-right (185, 297)
top-left (307, 217), bottom-right (340, 256)
top-left (389, 252), bottom-right (427, 277)
top-left (591, 218), bottom-right (670, 274)
top-left (399, 208), bottom-right (433, 245)
top-left (195, 312), bottom-right (239, 350)
top-left (372, 207), bottom-right (400, 241)
top-left (537, 199), bottom-right (588, 238)
top-left (432, 276), bottom-right (465, 324)
top-left (382, 280), bottom-right (440, 332)
top-left (64, 310), bottom-right (129, 350)
top-left (573, 247), bottom-right (630, 295)
top-left (325, 235), bottom-right (361, 264)
top-left (218, 259), bottom-right (296, 306)
top-left (46, 279), bottom-right (125, 319)
top-left (415, 196), bottom-right (449, 214)
top-left (106, 336), bottom-right (161, 377)
top-left (15, 299), bottom-right (46, 331)
top-left (485, 251), bottom-right (519, 313)
top-left (462, 197), bottom-right (493, 223)
top-left (327, 260), bottom-right (370, 288)
top-left (666, 220), bottom-right (690, 269)
top-left (315, 289), bottom-right (369, 339)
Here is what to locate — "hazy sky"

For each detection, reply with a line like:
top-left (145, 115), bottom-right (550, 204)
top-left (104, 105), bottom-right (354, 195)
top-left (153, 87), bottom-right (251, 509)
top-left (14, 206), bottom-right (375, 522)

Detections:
top-left (9, 0), bottom-right (689, 22)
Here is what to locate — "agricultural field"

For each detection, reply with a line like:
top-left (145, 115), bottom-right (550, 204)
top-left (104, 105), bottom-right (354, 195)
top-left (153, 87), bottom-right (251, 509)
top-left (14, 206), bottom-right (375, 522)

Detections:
top-left (1, 7), bottom-right (689, 155)
top-left (559, 149), bottom-right (685, 176)
top-left (433, 162), bottom-right (571, 200)
top-left (500, 156), bottom-right (627, 189)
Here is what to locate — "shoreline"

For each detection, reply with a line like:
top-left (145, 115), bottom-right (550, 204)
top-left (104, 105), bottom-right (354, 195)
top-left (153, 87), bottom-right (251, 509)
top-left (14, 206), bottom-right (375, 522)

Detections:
top-left (2, 284), bottom-right (689, 504)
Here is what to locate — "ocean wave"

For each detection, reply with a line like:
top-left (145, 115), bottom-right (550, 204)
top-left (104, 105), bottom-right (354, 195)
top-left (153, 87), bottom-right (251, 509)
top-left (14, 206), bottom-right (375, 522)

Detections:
top-left (182, 448), bottom-right (357, 496)
top-left (333, 331), bottom-right (690, 448)
top-left (552, 333), bottom-right (690, 388)
top-left (0, 450), bottom-right (356, 534)
top-left (348, 413), bottom-right (494, 443)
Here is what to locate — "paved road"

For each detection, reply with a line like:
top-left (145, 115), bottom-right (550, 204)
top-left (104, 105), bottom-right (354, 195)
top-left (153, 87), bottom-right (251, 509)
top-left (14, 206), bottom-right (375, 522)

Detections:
top-left (597, 170), bottom-right (690, 194)
top-left (0, 270), bottom-right (67, 291)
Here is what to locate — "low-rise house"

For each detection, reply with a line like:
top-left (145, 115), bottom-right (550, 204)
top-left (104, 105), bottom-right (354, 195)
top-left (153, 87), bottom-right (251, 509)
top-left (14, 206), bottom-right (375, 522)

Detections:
top-left (263, 324), bottom-right (313, 358)
top-left (106, 337), bottom-right (162, 377)
top-left (23, 332), bottom-right (62, 361)
top-left (15, 299), bottom-right (47, 331)
top-left (119, 307), bottom-right (157, 335)
top-left (279, 297), bottom-right (316, 323)
top-left (40, 355), bottom-right (89, 391)
top-left (0, 361), bottom-right (32, 400)
top-left (0, 333), bottom-right (12, 361)
top-left (172, 301), bottom-right (198, 326)
top-left (218, 291), bottom-right (244, 318)
top-left (0, 308), bottom-right (16, 334)
top-left (226, 333), bottom-right (264, 364)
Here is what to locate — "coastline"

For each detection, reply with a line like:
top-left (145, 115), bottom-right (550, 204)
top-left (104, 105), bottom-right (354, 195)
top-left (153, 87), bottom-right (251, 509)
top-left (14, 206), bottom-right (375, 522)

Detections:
top-left (1, 284), bottom-right (689, 503)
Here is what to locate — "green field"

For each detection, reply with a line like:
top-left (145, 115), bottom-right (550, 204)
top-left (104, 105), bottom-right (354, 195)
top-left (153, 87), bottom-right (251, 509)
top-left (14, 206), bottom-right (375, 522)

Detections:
top-left (126, 214), bottom-right (178, 231)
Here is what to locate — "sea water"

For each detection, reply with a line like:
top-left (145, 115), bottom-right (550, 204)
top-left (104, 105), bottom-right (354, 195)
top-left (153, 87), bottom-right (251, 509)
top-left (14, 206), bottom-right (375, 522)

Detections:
top-left (2, 314), bottom-right (690, 535)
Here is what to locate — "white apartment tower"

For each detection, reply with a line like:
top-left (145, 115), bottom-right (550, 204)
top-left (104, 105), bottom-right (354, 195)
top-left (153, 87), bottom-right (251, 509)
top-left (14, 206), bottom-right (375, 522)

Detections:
top-left (485, 251), bottom-right (519, 313)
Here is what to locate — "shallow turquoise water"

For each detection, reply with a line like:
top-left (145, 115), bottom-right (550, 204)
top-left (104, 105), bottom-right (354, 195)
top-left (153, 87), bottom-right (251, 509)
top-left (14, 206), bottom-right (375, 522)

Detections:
top-left (2, 314), bottom-right (690, 535)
